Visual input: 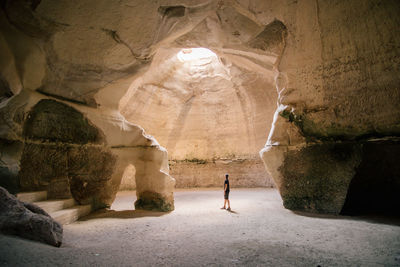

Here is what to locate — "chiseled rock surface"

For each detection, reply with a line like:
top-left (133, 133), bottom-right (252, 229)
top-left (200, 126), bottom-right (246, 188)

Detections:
top-left (170, 158), bottom-right (274, 188)
top-left (0, 186), bottom-right (63, 247)
top-left (259, 1), bottom-right (400, 214)
top-left (68, 146), bottom-right (117, 207)
top-left (270, 143), bottom-right (362, 214)
top-left (0, 92), bottom-right (175, 212)
top-left (18, 99), bottom-right (117, 208)
top-left (119, 47), bottom-right (278, 161)
top-left (0, 0), bottom-right (399, 214)
top-left (23, 99), bottom-right (103, 144)
top-left (108, 144), bottom-right (175, 212)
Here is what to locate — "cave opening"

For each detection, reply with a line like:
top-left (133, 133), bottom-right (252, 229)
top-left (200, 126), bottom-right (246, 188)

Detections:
top-left (341, 141), bottom-right (400, 217)
top-left (177, 47), bottom-right (217, 63)
top-left (118, 45), bottom-right (278, 189)
top-left (119, 164), bottom-right (136, 191)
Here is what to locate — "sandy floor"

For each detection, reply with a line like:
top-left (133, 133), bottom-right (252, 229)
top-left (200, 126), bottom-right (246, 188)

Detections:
top-left (1, 189), bottom-right (400, 266)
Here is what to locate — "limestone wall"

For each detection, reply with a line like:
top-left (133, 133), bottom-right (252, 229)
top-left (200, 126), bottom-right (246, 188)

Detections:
top-left (0, 0), bottom-right (398, 214)
top-left (0, 89), bottom-right (175, 211)
top-left (260, 0), bottom-right (400, 214)
top-left (119, 48), bottom-right (277, 161)
top-left (170, 158), bottom-right (274, 188)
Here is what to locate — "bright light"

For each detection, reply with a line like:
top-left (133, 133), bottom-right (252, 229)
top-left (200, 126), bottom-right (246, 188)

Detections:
top-left (177, 48), bottom-right (217, 63)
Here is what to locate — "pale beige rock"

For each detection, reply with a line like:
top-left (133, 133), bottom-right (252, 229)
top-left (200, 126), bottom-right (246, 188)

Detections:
top-left (119, 165), bottom-right (136, 191)
top-left (257, 0), bottom-right (400, 213)
top-left (0, 0), bottom-right (399, 215)
top-left (119, 48), bottom-right (278, 161)
top-left (0, 88), bottom-right (175, 211)
top-left (170, 158), bottom-right (274, 188)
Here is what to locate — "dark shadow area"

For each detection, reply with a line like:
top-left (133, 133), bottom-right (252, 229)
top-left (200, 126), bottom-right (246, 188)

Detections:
top-left (227, 209), bottom-right (239, 214)
top-left (220, 207), bottom-right (239, 214)
top-left (80, 209), bottom-right (170, 221)
top-left (341, 140), bottom-right (400, 217)
top-left (0, 75), bottom-right (13, 103)
top-left (248, 19), bottom-right (288, 54)
top-left (292, 210), bottom-right (400, 227)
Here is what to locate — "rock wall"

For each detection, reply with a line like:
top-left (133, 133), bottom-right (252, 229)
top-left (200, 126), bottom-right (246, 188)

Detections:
top-left (170, 158), bottom-right (274, 188)
top-left (18, 99), bottom-right (113, 202)
top-left (0, 0), bottom-right (398, 214)
top-left (0, 90), bottom-right (175, 211)
top-left (116, 1), bottom-right (286, 188)
top-left (0, 0), bottom-right (176, 211)
top-left (119, 48), bottom-right (278, 161)
top-left (261, 0), bottom-right (400, 214)
top-left (0, 89), bottom-right (175, 211)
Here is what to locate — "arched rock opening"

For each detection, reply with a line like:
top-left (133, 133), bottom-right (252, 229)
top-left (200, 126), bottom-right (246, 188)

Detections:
top-left (119, 16), bottom-right (288, 188)
top-left (119, 164), bottom-right (136, 191)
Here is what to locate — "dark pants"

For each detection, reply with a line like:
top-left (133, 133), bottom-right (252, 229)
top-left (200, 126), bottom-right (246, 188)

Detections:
top-left (224, 191), bottom-right (229, 200)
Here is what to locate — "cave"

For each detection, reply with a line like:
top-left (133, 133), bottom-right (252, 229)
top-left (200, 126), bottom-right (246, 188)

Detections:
top-left (0, 0), bottom-right (399, 265)
top-left (341, 140), bottom-right (400, 216)
top-left (119, 45), bottom-right (278, 188)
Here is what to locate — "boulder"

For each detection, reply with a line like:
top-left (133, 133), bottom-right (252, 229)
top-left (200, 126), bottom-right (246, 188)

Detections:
top-left (0, 186), bottom-right (63, 247)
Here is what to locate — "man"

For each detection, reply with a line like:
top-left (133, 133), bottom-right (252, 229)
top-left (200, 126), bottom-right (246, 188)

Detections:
top-left (221, 174), bottom-right (231, 211)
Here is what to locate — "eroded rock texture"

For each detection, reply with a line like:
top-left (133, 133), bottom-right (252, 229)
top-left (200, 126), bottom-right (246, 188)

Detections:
top-left (0, 186), bottom-right (63, 247)
top-left (118, 3), bottom-right (287, 187)
top-left (68, 146), bottom-right (116, 205)
top-left (278, 143), bottom-right (363, 213)
top-left (0, 93), bottom-right (174, 211)
top-left (23, 99), bottom-right (102, 144)
top-left (170, 158), bottom-right (273, 188)
top-left (17, 99), bottom-right (118, 208)
top-left (0, 0), bottom-right (399, 214)
top-left (0, 0), bottom-right (177, 211)
top-left (260, 0), bottom-right (400, 214)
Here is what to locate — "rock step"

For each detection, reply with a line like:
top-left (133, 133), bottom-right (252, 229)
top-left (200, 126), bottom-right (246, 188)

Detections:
top-left (16, 191), bottom-right (47, 203)
top-left (33, 198), bottom-right (77, 214)
top-left (50, 205), bottom-right (92, 225)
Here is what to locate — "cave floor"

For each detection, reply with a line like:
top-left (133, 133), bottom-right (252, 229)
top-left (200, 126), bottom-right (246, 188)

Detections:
top-left (1, 188), bottom-right (400, 266)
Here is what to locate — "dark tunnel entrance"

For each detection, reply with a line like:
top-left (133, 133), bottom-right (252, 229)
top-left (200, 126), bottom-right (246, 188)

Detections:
top-left (341, 140), bottom-right (400, 216)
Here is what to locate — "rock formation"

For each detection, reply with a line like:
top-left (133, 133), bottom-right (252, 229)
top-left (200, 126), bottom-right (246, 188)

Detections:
top-left (0, 0), bottom-right (399, 215)
top-left (170, 158), bottom-right (274, 188)
top-left (259, 0), bottom-right (400, 214)
top-left (0, 186), bottom-right (63, 247)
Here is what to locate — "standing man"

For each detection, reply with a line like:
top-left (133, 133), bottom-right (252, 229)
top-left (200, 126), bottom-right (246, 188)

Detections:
top-left (221, 174), bottom-right (231, 211)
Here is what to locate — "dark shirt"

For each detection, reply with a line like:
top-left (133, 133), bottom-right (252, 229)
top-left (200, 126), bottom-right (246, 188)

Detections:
top-left (224, 179), bottom-right (230, 193)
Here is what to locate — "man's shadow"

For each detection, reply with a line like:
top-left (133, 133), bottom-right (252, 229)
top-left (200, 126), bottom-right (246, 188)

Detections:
top-left (227, 209), bottom-right (239, 214)
top-left (221, 208), bottom-right (239, 214)
top-left (80, 209), bottom-right (170, 221)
